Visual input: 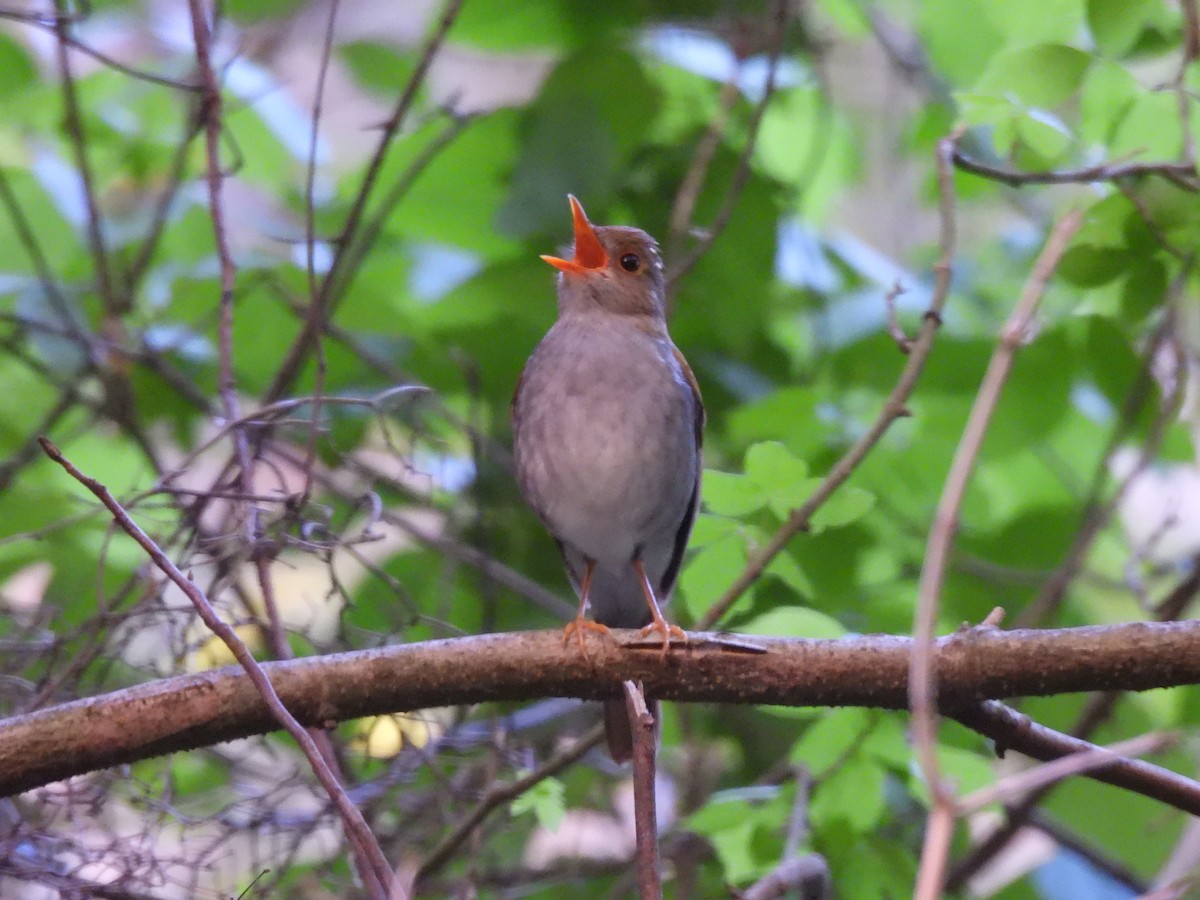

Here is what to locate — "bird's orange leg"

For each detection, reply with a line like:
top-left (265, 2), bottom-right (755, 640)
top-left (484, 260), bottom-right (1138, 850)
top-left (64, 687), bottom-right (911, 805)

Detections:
top-left (562, 558), bottom-right (609, 657)
top-left (633, 559), bottom-right (687, 658)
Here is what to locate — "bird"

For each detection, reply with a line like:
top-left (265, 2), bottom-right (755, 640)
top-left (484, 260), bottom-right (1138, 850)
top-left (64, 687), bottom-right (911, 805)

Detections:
top-left (512, 195), bottom-right (704, 762)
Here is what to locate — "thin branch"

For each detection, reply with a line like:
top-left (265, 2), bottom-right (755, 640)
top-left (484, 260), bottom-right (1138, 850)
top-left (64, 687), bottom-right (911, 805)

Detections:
top-left (35, 437), bottom-right (400, 900)
top-left (625, 680), bottom-right (662, 900)
top-left (416, 725), bottom-right (604, 882)
top-left (1017, 280), bottom-right (1192, 628)
top-left (52, 0), bottom-right (117, 317)
top-left (913, 805), bottom-right (955, 900)
top-left (956, 731), bottom-right (1174, 814)
top-left (909, 210), bottom-right (1083, 896)
top-left (124, 112), bottom-right (206, 289)
top-left (41, 23), bottom-right (202, 90)
top-left (952, 150), bottom-right (1200, 192)
top-left (697, 128), bottom-right (963, 630)
top-left (186, 0), bottom-right (259, 548)
top-left (262, 0), bottom-right (465, 405)
top-left (664, 75), bottom-right (741, 271)
top-left (0, 389), bottom-right (77, 494)
top-left (741, 855), bottom-right (831, 900)
top-left (666, 0), bottom-right (789, 293)
top-left (0, 169), bottom-right (86, 350)
top-left (951, 701), bottom-right (1200, 818)
top-left (883, 281), bottom-right (912, 352)
top-left (297, 0), bottom-right (342, 509)
top-left (946, 562), bottom-right (1200, 890)
top-left (1029, 813), bottom-right (1148, 894)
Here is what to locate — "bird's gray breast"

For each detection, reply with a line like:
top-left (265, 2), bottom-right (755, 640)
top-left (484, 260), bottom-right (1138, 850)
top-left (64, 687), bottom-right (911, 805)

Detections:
top-left (514, 319), bottom-right (697, 567)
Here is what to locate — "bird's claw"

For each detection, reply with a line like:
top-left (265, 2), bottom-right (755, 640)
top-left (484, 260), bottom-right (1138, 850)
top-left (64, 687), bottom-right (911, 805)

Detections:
top-left (639, 619), bottom-right (687, 659)
top-left (562, 617), bottom-right (611, 659)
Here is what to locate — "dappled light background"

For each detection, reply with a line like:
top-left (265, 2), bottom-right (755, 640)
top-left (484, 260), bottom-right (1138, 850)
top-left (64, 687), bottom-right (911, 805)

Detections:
top-left (2, 0), bottom-right (1200, 897)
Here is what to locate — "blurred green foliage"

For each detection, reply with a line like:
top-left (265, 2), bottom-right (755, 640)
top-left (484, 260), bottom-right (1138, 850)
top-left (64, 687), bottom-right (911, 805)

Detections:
top-left (1, 0), bottom-right (1198, 896)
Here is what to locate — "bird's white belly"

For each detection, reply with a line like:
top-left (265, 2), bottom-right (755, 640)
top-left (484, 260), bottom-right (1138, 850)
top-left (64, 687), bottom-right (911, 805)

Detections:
top-left (534, 401), bottom-right (692, 562)
top-left (515, 324), bottom-right (697, 567)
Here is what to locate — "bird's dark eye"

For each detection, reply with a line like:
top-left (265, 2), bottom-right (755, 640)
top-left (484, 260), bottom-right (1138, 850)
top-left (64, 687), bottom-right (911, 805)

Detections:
top-left (620, 253), bottom-right (640, 272)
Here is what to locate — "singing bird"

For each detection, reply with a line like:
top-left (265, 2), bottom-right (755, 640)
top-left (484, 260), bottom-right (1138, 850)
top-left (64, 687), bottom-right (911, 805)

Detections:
top-left (512, 195), bottom-right (704, 761)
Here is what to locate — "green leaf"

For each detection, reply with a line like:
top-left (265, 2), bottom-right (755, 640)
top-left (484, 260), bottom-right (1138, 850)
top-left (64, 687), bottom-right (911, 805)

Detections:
top-left (497, 49), bottom-right (658, 238)
top-left (1059, 244), bottom-right (1130, 287)
top-left (981, 0), bottom-right (1085, 47)
top-left (0, 35), bottom-right (36, 100)
top-left (791, 708), bottom-right (870, 775)
top-left (919, 0), bottom-right (1006, 85)
top-left (680, 533), bottom-right (746, 621)
top-left (380, 112), bottom-right (522, 256)
top-left (510, 775), bottom-right (566, 831)
top-left (986, 326), bottom-right (1074, 456)
top-left (1111, 91), bottom-right (1185, 160)
top-left (861, 715), bottom-right (911, 770)
top-left (1015, 108), bottom-right (1073, 161)
top-left (809, 487), bottom-right (875, 532)
top-left (741, 606), bottom-right (846, 640)
top-left (973, 43), bottom-right (1092, 108)
top-left (702, 470), bottom-right (766, 517)
top-left (688, 513), bottom-right (740, 547)
top-left (1088, 0), bottom-right (1170, 58)
top-left (224, 0), bottom-right (303, 21)
top-left (452, 0), bottom-right (640, 50)
top-left (727, 387), bottom-right (824, 457)
top-left (811, 755), bottom-right (887, 833)
top-left (339, 42), bottom-right (417, 97)
top-left (815, 0), bottom-right (871, 35)
top-left (1079, 60), bottom-right (1140, 144)
top-left (764, 548), bottom-right (816, 598)
top-left (642, 62), bottom-right (722, 147)
top-left (745, 441), bottom-right (822, 519)
top-left (1120, 257), bottom-right (1168, 323)
top-left (687, 789), bottom-right (790, 885)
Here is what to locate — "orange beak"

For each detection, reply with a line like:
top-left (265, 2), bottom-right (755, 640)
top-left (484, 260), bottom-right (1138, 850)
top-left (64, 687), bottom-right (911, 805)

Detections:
top-left (540, 195), bottom-right (608, 274)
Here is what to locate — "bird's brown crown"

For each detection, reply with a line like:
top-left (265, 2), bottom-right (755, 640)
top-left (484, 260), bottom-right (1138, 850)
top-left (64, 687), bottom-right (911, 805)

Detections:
top-left (541, 197), bottom-right (666, 320)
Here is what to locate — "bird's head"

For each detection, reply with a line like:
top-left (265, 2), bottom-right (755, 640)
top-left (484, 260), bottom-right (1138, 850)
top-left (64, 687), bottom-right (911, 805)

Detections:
top-left (541, 195), bottom-right (666, 319)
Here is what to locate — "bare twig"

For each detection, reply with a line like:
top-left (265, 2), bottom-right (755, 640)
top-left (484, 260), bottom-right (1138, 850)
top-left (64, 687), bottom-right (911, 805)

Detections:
top-left (946, 563), bottom-right (1200, 890)
top-left (665, 75), bottom-right (741, 270)
top-left (416, 725), bottom-right (605, 882)
top-left (957, 731), bottom-right (1174, 814)
top-left (52, 0), bottom-right (116, 317)
top-left (298, 0), bottom-right (343, 509)
top-left (953, 150), bottom-right (1200, 192)
top-left (883, 281), bottom-right (912, 352)
top-left (909, 210), bottom-right (1082, 897)
top-left (36, 437), bottom-right (400, 900)
top-left (697, 128), bottom-right (963, 631)
top-left (951, 700), bottom-right (1200, 818)
top-left (666, 0), bottom-right (790, 292)
top-left (625, 680), bottom-right (662, 900)
top-left (263, 0), bottom-right (465, 405)
top-left (185, 0), bottom-right (259, 549)
top-left (741, 854), bottom-right (831, 900)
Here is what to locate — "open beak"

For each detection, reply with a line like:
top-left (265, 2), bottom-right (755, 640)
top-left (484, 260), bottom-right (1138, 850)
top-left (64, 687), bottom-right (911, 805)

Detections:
top-left (540, 195), bottom-right (608, 274)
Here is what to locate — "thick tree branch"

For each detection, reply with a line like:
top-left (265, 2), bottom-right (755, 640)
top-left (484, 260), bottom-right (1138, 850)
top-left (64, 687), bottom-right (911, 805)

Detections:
top-left (6, 622), bottom-right (1200, 800)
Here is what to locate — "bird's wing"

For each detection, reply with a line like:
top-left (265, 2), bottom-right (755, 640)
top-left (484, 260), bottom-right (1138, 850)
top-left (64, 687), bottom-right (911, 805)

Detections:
top-left (510, 366), bottom-right (526, 429)
top-left (673, 344), bottom-right (705, 448)
top-left (659, 343), bottom-right (705, 597)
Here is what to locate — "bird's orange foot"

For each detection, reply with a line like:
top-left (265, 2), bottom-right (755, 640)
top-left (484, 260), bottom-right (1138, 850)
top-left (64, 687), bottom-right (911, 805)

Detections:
top-left (562, 616), bottom-right (611, 659)
top-left (639, 618), bottom-right (688, 659)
